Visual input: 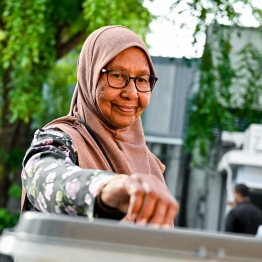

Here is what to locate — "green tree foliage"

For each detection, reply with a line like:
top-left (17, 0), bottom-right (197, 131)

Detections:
top-left (171, 1), bottom-right (262, 165)
top-left (1, 0), bottom-right (153, 125)
top-left (32, 52), bottom-right (78, 128)
top-left (0, 0), bottom-right (154, 219)
top-left (0, 184), bottom-right (21, 232)
top-left (171, 0), bottom-right (262, 43)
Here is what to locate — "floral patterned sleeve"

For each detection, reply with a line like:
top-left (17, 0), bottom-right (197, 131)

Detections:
top-left (22, 128), bottom-right (125, 220)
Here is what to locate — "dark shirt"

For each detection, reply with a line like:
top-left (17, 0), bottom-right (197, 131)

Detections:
top-left (225, 200), bottom-right (262, 235)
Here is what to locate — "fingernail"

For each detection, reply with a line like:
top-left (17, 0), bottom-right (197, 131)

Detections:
top-left (137, 218), bottom-right (147, 225)
top-left (163, 224), bottom-right (172, 229)
top-left (151, 224), bottom-right (160, 229)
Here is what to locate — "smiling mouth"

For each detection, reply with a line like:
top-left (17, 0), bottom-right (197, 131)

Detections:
top-left (116, 105), bottom-right (137, 113)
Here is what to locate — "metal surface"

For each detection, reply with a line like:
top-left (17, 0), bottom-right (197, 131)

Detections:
top-left (0, 212), bottom-right (262, 262)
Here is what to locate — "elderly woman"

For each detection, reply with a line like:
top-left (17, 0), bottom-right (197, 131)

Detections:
top-left (21, 26), bottom-right (179, 227)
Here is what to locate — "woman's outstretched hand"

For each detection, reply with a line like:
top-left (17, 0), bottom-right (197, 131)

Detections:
top-left (100, 174), bottom-right (179, 228)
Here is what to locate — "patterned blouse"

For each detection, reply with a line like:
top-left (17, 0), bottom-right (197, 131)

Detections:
top-left (22, 128), bottom-right (125, 220)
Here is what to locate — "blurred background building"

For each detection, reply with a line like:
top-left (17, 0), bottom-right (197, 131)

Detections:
top-left (143, 24), bottom-right (262, 231)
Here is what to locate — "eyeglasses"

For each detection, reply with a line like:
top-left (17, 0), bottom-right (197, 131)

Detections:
top-left (101, 69), bottom-right (158, 92)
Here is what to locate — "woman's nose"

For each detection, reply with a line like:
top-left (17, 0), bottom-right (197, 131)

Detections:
top-left (121, 79), bottom-right (138, 99)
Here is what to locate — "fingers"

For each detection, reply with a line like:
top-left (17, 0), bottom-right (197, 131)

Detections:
top-left (162, 199), bottom-right (179, 227)
top-left (100, 173), bottom-right (179, 227)
top-left (125, 174), bottom-right (179, 228)
top-left (143, 199), bottom-right (167, 226)
top-left (130, 189), bottom-right (159, 224)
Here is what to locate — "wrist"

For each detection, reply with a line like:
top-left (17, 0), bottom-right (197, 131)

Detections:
top-left (97, 174), bottom-right (128, 212)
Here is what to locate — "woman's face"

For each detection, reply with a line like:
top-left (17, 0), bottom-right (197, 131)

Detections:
top-left (96, 47), bottom-right (152, 129)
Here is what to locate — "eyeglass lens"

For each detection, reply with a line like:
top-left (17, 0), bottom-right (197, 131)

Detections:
top-left (107, 70), bottom-right (154, 92)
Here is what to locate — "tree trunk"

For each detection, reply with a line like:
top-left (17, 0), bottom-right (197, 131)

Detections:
top-left (0, 120), bottom-right (32, 208)
top-left (0, 69), bottom-right (32, 208)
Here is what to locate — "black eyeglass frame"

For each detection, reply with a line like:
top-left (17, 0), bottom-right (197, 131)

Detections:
top-left (101, 69), bottom-right (158, 93)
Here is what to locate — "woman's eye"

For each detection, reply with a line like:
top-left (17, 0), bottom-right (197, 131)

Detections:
top-left (112, 74), bottom-right (120, 78)
top-left (137, 77), bottom-right (147, 83)
top-left (112, 73), bottom-right (124, 79)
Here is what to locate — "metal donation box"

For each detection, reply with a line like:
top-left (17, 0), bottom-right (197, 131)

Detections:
top-left (0, 212), bottom-right (262, 261)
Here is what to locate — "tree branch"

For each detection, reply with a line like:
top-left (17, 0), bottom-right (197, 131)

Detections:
top-left (56, 30), bottom-right (87, 59)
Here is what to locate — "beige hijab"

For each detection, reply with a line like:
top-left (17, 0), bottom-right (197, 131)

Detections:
top-left (21, 25), bottom-right (165, 212)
